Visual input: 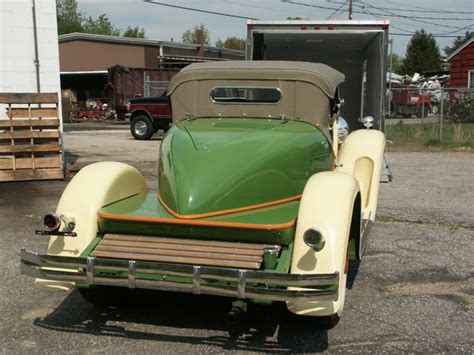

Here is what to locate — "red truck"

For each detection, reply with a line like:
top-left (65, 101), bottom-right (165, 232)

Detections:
top-left (126, 94), bottom-right (172, 140)
top-left (391, 84), bottom-right (432, 118)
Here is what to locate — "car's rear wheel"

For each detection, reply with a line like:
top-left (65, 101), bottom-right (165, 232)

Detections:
top-left (131, 115), bottom-right (154, 140)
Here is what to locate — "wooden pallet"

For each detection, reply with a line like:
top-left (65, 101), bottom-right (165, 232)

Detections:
top-left (0, 93), bottom-right (64, 181)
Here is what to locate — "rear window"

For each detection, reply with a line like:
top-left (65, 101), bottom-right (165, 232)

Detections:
top-left (210, 87), bottom-right (281, 104)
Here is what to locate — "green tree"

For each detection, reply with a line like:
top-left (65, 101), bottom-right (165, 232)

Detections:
top-left (215, 37), bottom-right (246, 50)
top-left (82, 14), bottom-right (120, 36)
top-left (56, 0), bottom-right (146, 38)
top-left (444, 31), bottom-right (474, 56)
top-left (122, 26), bottom-right (146, 39)
top-left (388, 53), bottom-right (403, 74)
top-left (401, 30), bottom-right (442, 75)
top-left (56, 0), bottom-right (83, 35)
top-left (181, 24), bottom-right (211, 45)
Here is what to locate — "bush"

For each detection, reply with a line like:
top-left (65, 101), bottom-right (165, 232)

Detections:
top-left (445, 91), bottom-right (474, 123)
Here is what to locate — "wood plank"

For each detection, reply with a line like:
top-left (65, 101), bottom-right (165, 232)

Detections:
top-left (0, 168), bottom-right (63, 182)
top-left (0, 158), bottom-right (13, 170)
top-left (0, 93), bottom-right (58, 104)
top-left (0, 119), bottom-right (59, 128)
top-left (98, 239), bottom-right (264, 256)
top-left (8, 108), bottom-right (57, 118)
top-left (90, 250), bottom-right (261, 269)
top-left (104, 234), bottom-right (280, 251)
top-left (94, 244), bottom-right (263, 262)
top-left (0, 144), bottom-right (61, 153)
top-left (0, 156), bottom-right (61, 170)
top-left (0, 131), bottom-right (60, 139)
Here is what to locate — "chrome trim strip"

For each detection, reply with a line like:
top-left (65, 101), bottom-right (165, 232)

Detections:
top-left (193, 266), bottom-right (201, 295)
top-left (128, 260), bottom-right (136, 289)
top-left (237, 270), bottom-right (246, 299)
top-left (86, 257), bottom-right (95, 285)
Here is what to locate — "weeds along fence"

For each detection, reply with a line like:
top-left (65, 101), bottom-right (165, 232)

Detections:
top-left (385, 87), bottom-right (474, 148)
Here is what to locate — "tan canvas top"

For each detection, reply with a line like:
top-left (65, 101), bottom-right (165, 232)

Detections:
top-left (167, 61), bottom-right (344, 137)
top-left (167, 61), bottom-right (344, 98)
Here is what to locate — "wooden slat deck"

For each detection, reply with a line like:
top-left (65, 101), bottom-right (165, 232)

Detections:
top-left (91, 234), bottom-right (281, 270)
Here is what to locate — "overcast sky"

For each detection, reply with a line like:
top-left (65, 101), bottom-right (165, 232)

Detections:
top-left (77, 0), bottom-right (473, 56)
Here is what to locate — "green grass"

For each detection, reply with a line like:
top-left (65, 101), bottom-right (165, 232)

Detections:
top-left (385, 121), bottom-right (474, 151)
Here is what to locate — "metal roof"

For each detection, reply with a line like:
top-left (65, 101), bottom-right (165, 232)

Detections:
top-left (58, 33), bottom-right (245, 57)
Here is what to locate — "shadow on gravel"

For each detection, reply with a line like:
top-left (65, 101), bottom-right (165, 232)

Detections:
top-left (33, 290), bottom-right (329, 352)
top-left (64, 151), bottom-right (81, 166)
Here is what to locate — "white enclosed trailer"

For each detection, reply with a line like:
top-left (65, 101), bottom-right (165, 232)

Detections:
top-left (246, 20), bottom-right (390, 131)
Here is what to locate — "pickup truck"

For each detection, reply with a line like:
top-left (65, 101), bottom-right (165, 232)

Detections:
top-left (126, 94), bottom-right (172, 140)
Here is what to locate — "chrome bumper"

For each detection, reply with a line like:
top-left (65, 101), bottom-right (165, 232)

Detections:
top-left (21, 249), bottom-right (339, 302)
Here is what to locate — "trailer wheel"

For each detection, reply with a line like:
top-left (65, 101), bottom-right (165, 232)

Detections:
top-left (131, 115), bottom-right (154, 140)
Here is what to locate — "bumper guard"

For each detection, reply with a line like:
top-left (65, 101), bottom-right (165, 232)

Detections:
top-left (21, 249), bottom-right (339, 302)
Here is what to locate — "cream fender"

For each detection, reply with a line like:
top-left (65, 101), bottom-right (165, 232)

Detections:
top-left (287, 171), bottom-right (360, 317)
top-left (336, 129), bottom-right (385, 221)
top-left (35, 162), bottom-right (147, 291)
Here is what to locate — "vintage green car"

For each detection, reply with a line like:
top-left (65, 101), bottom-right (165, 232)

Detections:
top-left (21, 61), bottom-right (385, 326)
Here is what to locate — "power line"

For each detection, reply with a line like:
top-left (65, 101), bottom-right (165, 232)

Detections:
top-left (282, 0), bottom-right (473, 29)
top-left (143, 0), bottom-right (258, 20)
top-left (329, 0), bottom-right (474, 14)
top-left (357, 1), bottom-right (473, 21)
top-left (436, 23), bottom-right (474, 36)
top-left (326, 0), bottom-right (348, 20)
top-left (391, 33), bottom-right (465, 38)
top-left (383, 0), bottom-right (474, 14)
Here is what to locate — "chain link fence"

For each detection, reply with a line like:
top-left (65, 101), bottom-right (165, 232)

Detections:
top-left (144, 80), bottom-right (169, 97)
top-left (385, 87), bottom-right (474, 147)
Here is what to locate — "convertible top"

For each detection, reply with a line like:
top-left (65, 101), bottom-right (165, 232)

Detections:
top-left (167, 61), bottom-right (344, 135)
top-left (167, 61), bottom-right (344, 99)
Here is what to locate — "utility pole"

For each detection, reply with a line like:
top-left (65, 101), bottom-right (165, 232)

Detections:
top-left (349, 0), bottom-right (353, 20)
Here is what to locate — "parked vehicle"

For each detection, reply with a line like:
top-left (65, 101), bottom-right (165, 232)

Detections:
top-left (126, 94), bottom-right (172, 140)
top-left (21, 61), bottom-right (385, 326)
top-left (391, 84), bottom-right (432, 118)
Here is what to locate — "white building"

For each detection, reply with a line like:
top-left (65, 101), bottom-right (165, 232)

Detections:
top-left (0, 0), bottom-right (60, 118)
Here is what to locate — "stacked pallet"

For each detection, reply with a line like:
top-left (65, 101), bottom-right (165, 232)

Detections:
top-left (0, 93), bottom-right (64, 181)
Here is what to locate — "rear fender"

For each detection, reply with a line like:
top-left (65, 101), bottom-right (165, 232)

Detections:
top-left (35, 162), bottom-right (147, 291)
top-left (287, 171), bottom-right (360, 316)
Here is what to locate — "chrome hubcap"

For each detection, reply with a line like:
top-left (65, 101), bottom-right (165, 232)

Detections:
top-left (134, 121), bottom-right (147, 136)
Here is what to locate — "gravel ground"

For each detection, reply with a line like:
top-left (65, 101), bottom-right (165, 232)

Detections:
top-left (1, 128), bottom-right (472, 353)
